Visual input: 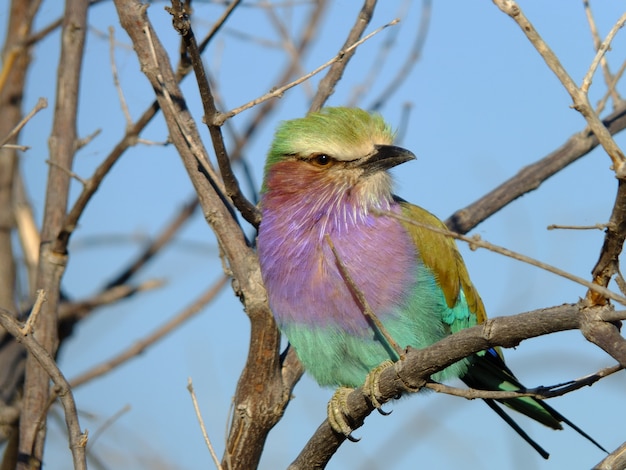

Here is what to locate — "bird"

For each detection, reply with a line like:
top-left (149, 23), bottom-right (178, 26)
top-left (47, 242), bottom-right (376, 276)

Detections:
top-left (256, 106), bottom-right (605, 459)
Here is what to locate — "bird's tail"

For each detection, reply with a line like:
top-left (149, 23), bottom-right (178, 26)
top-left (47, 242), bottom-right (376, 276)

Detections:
top-left (461, 348), bottom-right (607, 459)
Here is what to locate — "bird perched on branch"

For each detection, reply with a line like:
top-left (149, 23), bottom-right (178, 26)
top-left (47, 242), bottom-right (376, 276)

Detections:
top-left (256, 107), bottom-right (605, 458)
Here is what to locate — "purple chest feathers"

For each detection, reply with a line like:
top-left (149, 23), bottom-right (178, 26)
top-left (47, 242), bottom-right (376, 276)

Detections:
top-left (258, 198), bottom-right (416, 334)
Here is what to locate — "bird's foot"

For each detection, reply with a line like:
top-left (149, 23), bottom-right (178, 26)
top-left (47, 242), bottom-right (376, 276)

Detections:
top-left (327, 387), bottom-right (360, 441)
top-left (363, 360), bottom-right (394, 412)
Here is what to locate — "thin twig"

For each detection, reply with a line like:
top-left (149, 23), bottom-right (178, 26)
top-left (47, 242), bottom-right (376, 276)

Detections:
top-left (309, 0), bottom-right (380, 112)
top-left (379, 209), bottom-right (626, 306)
top-left (583, 0), bottom-right (621, 105)
top-left (69, 276), bottom-right (228, 389)
top-left (581, 11), bottom-right (626, 94)
top-left (369, 0), bottom-right (432, 111)
top-left (0, 308), bottom-right (87, 470)
top-left (426, 363), bottom-right (622, 400)
top-left (19, 289), bottom-right (46, 336)
top-left (108, 26), bottom-right (133, 127)
top-left (187, 378), bottom-right (223, 470)
top-left (222, 18), bottom-right (399, 121)
top-left (324, 234), bottom-right (404, 359)
top-left (59, 279), bottom-right (163, 323)
top-left (0, 97), bottom-right (47, 148)
top-left (75, 127), bottom-right (101, 150)
top-left (596, 59), bottom-right (626, 115)
top-left (45, 159), bottom-right (88, 186)
top-left (86, 404), bottom-right (131, 451)
top-left (1, 144), bottom-right (30, 151)
top-left (493, 0), bottom-right (626, 177)
top-left (168, 1), bottom-right (259, 226)
top-left (547, 223), bottom-right (607, 231)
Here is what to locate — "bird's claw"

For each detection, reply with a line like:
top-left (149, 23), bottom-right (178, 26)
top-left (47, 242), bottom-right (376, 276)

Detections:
top-left (327, 387), bottom-right (360, 441)
top-left (328, 362), bottom-right (396, 440)
top-left (363, 360), bottom-right (394, 411)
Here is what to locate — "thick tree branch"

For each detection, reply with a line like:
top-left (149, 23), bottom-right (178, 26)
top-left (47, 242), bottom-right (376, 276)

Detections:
top-left (289, 304), bottom-right (625, 469)
top-left (113, 3), bottom-right (286, 469)
top-left (587, 179), bottom-right (626, 305)
top-left (0, 2), bottom-right (41, 453)
top-left (446, 101), bottom-right (626, 234)
top-left (18, 0), bottom-right (88, 467)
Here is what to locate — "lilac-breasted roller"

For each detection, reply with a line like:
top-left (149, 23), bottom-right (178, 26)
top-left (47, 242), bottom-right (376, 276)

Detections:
top-left (256, 107), bottom-right (604, 458)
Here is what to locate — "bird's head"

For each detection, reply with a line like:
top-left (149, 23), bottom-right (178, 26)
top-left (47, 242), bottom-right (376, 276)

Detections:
top-left (261, 107), bottom-right (415, 209)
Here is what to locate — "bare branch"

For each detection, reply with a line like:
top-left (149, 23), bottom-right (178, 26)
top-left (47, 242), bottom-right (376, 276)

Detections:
top-left (446, 101), bottom-right (626, 234)
top-left (381, 209), bottom-right (626, 306)
top-left (426, 363), bottom-right (622, 401)
top-left (0, 307), bottom-right (87, 470)
top-left (596, 59), bottom-right (626, 115)
top-left (289, 304), bottom-right (625, 469)
top-left (167, 0), bottom-right (260, 226)
top-left (547, 223), bottom-right (607, 231)
top-left (493, 0), bottom-right (626, 177)
top-left (369, 0), bottom-right (432, 111)
top-left (223, 18), bottom-right (399, 122)
top-left (583, 0), bottom-right (622, 105)
top-left (309, 0), bottom-right (379, 112)
top-left (58, 279), bottom-right (163, 323)
top-left (112, 5), bottom-right (284, 468)
top-left (108, 26), bottom-right (133, 127)
top-left (19, 289), bottom-right (45, 336)
top-left (69, 276), bottom-right (227, 389)
top-left (581, 12), bottom-right (626, 95)
top-left (594, 441), bottom-right (626, 470)
top-left (20, 0), bottom-right (88, 465)
top-left (325, 234), bottom-right (404, 359)
top-left (187, 377), bottom-right (223, 470)
top-left (0, 97), bottom-right (47, 149)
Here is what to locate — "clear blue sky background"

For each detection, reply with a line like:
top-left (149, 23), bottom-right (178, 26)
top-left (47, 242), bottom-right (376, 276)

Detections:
top-left (3, 1), bottom-right (626, 469)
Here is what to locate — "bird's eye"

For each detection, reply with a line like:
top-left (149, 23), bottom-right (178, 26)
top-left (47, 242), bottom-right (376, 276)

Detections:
top-left (314, 154), bottom-right (331, 166)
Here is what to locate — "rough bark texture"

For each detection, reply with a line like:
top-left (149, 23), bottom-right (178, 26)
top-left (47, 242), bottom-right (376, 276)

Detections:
top-left (17, 1), bottom-right (88, 467)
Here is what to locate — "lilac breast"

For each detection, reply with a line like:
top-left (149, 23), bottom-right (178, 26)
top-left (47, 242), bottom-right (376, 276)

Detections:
top-left (257, 200), bottom-right (417, 335)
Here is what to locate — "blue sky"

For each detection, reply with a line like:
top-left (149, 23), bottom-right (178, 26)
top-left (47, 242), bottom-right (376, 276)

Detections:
top-left (4, 1), bottom-right (626, 468)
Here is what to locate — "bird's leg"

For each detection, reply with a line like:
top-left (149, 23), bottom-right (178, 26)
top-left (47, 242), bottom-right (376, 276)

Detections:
top-left (327, 387), bottom-right (360, 441)
top-left (363, 360), bottom-right (395, 412)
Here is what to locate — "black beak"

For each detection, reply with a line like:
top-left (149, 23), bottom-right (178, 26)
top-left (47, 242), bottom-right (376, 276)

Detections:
top-left (360, 145), bottom-right (416, 174)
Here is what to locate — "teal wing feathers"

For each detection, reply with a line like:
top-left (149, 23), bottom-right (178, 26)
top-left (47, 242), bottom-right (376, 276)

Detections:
top-left (395, 198), bottom-right (606, 458)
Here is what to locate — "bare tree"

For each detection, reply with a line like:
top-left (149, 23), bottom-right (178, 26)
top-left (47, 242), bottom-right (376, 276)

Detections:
top-left (0, 1), bottom-right (625, 469)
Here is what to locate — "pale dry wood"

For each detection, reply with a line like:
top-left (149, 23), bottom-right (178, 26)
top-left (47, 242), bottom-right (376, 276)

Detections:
top-left (113, 4), bottom-right (283, 468)
top-left (0, 307), bottom-right (87, 470)
top-left (493, 0), bottom-right (626, 176)
top-left (0, 97), bottom-right (47, 149)
top-left (309, 0), bottom-right (379, 113)
top-left (187, 378), bottom-right (223, 470)
top-left (18, 0), bottom-right (88, 466)
top-left (289, 304), bottom-right (626, 469)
